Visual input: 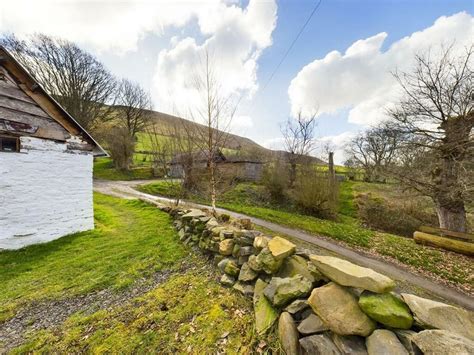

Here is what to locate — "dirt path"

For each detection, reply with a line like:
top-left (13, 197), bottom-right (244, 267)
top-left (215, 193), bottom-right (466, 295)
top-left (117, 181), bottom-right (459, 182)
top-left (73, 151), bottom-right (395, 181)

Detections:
top-left (94, 179), bottom-right (474, 311)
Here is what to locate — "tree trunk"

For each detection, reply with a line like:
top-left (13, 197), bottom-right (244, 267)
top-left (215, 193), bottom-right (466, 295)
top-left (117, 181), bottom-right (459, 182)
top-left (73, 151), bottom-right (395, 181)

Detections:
top-left (435, 199), bottom-right (466, 233)
top-left (432, 116), bottom-right (470, 233)
top-left (209, 160), bottom-right (217, 213)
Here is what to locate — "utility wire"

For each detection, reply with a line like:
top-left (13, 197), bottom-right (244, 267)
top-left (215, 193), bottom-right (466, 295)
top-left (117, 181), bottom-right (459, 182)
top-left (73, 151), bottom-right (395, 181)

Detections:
top-left (260, 0), bottom-right (323, 93)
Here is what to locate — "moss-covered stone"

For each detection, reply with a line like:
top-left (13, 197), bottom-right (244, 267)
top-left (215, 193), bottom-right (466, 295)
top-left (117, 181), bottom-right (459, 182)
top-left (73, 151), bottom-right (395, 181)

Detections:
top-left (359, 291), bottom-right (413, 329)
top-left (256, 248), bottom-right (283, 274)
top-left (219, 239), bottom-right (234, 256)
top-left (264, 275), bottom-right (313, 307)
top-left (254, 279), bottom-right (279, 335)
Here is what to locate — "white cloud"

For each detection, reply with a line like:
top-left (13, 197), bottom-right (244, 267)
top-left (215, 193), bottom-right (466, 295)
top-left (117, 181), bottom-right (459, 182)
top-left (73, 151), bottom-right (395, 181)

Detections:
top-left (317, 131), bottom-right (355, 164)
top-left (262, 137), bottom-right (285, 150)
top-left (152, 0), bottom-right (277, 117)
top-left (288, 12), bottom-right (474, 126)
top-left (0, 0), bottom-right (224, 53)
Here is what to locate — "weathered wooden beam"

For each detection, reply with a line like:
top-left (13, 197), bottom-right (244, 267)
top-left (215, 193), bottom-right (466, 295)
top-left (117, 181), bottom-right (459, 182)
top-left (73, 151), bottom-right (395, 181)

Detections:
top-left (0, 95), bottom-right (50, 118)
top-left (414, 231), bottom-right (474, 256)
top-left (419, 225), bottom-right (473, 242)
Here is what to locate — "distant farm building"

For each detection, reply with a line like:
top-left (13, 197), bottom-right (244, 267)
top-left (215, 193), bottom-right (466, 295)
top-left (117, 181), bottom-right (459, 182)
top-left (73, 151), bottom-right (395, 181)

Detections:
top-left (0, 46), bottom-right (106, 249)
top-left (170, 149), bottom-right (263, 182)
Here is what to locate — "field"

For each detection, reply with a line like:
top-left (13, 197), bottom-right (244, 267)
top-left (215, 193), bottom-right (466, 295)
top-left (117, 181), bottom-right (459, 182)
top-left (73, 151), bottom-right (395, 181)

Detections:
top-left (0, 194), bottom-right (272, 353)
top-left (138, 180), bottom-right (474, 294)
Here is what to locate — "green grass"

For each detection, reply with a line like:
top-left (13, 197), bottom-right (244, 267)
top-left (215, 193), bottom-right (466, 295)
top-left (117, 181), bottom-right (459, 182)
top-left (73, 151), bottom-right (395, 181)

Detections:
top-left (93, 157), bottom-right (154, 180)
top-left (138, 180), bottom-right (473, 289)
top-left (12, 269), bottom-right (277, 354)
top-left (0, 193), bottom-right (186, 323)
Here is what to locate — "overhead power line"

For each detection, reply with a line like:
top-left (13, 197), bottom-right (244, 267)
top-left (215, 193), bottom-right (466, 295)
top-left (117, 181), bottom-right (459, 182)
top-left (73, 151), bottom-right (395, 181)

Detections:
top-left (260, 0), bottom-right (323, 93)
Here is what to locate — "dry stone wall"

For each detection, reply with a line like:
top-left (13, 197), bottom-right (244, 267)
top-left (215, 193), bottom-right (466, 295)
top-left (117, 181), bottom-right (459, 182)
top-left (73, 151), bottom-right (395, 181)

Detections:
top-left (164, 206), bottom-right (474, 355)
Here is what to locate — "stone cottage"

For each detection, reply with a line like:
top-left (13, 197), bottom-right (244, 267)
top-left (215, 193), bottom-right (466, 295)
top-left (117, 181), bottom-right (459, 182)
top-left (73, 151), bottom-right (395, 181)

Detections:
top-left (170, 149), bottom-right (263, 182)
top-left (0, 46), bottom-right (106, 250)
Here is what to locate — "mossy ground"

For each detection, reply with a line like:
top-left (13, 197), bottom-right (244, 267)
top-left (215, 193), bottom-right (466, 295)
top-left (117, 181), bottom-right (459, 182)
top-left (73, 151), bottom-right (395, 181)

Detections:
top-left (1, 193), bottom-right (277, 353)
top-left (12, 265), bottom-right (279, 354)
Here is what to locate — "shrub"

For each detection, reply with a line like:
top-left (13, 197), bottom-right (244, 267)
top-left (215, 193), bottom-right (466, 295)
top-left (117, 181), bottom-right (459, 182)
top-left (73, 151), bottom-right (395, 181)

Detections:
top-left (261, 160), bottom-right (289, 203)
top-left (356, 193), bottom-right (436, 237)
top-left (290, 171), bottom-right (339, 219)
top-left (101, 127), bottom-right (135, 171)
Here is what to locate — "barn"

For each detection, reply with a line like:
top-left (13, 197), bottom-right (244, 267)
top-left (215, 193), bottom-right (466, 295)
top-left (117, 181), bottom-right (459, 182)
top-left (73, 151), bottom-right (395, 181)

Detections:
top-left (0, 46), bottom-right (106, 250)
top-left (169, 149), bottom-right (263, 182)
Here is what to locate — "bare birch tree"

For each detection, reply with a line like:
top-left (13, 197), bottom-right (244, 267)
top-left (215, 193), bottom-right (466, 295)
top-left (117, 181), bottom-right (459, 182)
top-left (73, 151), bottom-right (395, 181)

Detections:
top-left (1, 34), bottom-right (116, 130)
top-left (281, 112), bottom-right (317, 186)
top-left (388, 45), bottom-right (473, 232)
top-left (187, 51), bottom-right (236, 213)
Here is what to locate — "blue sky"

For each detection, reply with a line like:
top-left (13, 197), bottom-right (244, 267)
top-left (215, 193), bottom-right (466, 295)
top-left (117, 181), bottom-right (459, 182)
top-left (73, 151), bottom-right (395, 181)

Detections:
top-left (1, 0), bottom-right (472, 162)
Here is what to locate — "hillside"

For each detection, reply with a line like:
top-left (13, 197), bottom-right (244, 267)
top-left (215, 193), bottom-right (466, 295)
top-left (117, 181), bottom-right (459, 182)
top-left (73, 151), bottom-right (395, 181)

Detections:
top-left (142, 109), bottom-right (325, 164)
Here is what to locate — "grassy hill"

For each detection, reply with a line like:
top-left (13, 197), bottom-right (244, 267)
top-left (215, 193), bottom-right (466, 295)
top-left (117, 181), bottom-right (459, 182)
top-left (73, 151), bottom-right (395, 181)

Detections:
top-left (94, 107), bottom-right (325, 180)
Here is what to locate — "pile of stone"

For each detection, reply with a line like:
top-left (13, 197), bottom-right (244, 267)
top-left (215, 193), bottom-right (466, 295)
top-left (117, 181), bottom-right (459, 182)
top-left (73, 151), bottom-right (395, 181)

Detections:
top-left (167, 207), bottom-right (474, 355)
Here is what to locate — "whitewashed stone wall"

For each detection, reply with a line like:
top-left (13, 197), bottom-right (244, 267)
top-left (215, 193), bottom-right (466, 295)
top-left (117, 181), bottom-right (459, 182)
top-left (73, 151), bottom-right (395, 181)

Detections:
top-left (0, 136), bottom-right (94, 249)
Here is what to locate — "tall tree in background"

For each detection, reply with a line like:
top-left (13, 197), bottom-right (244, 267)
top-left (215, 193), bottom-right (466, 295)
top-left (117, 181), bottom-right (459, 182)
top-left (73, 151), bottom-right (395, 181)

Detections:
top-left (189, 51), bottom-right (235, 213)
top-left (281, 112), bottom-right (317, 187)
top-left (1, 34), bottom-right (116, 130)
top-left (346, 123), bottom-right (402, 182)
top-left (388, 45), bottom-right (473, 232)
top-left (115, 79), bottom-right (152, 138)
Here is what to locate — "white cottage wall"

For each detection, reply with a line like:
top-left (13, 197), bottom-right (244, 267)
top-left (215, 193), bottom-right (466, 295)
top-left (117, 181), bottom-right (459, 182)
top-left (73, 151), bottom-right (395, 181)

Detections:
top-left (0, 136), bottom-right (94, 249)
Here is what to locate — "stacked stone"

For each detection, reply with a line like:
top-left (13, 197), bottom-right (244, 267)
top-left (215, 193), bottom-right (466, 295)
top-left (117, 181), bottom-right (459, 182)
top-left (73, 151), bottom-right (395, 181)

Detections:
top-left (170, 207), bottom-right (474, 355)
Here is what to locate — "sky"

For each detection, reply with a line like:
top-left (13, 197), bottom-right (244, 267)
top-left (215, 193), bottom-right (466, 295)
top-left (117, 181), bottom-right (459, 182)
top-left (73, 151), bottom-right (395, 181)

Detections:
top-left (1, 0), bottom-right (473, 163)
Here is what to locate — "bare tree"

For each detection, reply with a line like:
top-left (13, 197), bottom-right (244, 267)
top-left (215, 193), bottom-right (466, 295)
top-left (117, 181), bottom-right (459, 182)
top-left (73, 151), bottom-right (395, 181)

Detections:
top-left (388, 45), bottom-right (473, 232)
top-left (115, 79), bottom-right (153, 138)
top-left (346, 123), bottom-right (402, 182)
top-left (186, 51), bottom-right (236, 213)
top-left (281, 111), bottom-right (317, 186)
top-left (1, 34), bottom-right (116, 130)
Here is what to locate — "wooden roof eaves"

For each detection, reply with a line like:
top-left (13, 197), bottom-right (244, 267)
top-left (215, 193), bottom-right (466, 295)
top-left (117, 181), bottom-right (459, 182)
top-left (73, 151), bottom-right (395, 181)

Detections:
top-left (0, 46), bottom-right (107, 156)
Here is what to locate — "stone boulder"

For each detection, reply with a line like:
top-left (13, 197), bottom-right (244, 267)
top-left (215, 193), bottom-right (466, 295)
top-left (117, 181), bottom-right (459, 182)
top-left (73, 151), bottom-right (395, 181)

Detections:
top-left (217, 258), bottom-right (240, 277)
top-left (268, 236), bottom-right (296, 260)
top-left (182, 209), bottom-right (207, 221)
top-left (297, 313), bottom-right (328, 335)
top-left (332, 334), bottom-right (368, 355)
top-left (256, 247), bottom-right (283, 274)
top-left (299, 333), bottom-right (341, 355)
top-left (411, 330), bottom-right (474, 355)
top-left (253, 279), bottom-right (278, 335)
top-left (264, 275), bottom-right (313, 307)
top-left (247, 254), bottom-right (263, 272)
top-left (366, 329), bottom-right (409, 355)
top-left (220, 274), bottom-right (235, 287)
top-left (284, 299), bottom-right (309, 315)
top-left (394, 330), bottom-right (421, 355)
top-left (238, 262), bottom-right (258, 282)
top-left (401, 293), bottom-right (474, 340)
top-left (233, 281), bottom-right (254, 297)
top-left (219, 239), bottom-right (234, 256)
top-left (254, 235), bottom-right (270, 250)
top-left (358, 291), bottom-right (413, 329)
top-left (310, 255), bottom-right (395, 293)
top-left (235, 230), bottom-right (259, 245)
top-left (277, 255), bottom-right (322, 283)
top-left (278, 312), bottom-right (300, 355)
top-left (308, 282), bottom-right (376, 337)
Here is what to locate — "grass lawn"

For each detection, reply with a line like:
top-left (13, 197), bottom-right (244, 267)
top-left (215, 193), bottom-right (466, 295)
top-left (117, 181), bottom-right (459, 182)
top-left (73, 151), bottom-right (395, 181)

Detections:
top-left (0, 193), bottom-right (186, 323)
top-left (11, 269), bottom-right (270, 354)
top-left (138, 181), bottom-right (474, 292)
top-left (2, 193), bottom-right (271, 353)
top-left (93, 157), bottom-right (154, 180)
